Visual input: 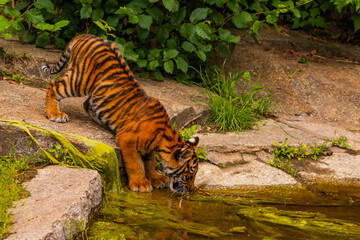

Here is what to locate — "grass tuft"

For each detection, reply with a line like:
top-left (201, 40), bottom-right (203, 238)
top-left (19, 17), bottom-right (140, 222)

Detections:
top-left (197, 66), bottom-right (275, 132)
top-left (0, 152), bottom-right (30, 238)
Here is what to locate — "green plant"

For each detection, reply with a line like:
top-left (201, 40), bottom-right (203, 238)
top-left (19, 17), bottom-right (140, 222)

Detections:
top-left (0, 132), bottom-right (37, 238)
top-left (64, 218), bottom-right (88, 240)
top-left (329, 136), bottom-right (350, 149)
top-left (0, 0), bottom-right (305, 82)
top-left (11, 73), bottom-right (25, 83)
top-left (268, 136), bottom-right (351, 177)
top-left (199, 67), bottom-right (275, 132)
top-left (48, 144), bottom-right (74, 166)
top-left (174, 124), bottom-right (208, 161)
top-left (288, 68), bottom-right (303, 79)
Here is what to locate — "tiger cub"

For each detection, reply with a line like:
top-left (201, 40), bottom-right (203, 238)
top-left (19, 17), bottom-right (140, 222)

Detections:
top-left (42, 34), bottom-right (199, 194)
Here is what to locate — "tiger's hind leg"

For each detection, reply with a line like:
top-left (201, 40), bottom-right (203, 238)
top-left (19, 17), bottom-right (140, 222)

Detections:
top-left (83, 97), bottom-right (103, 126)
top-left (116, 133), bottom-right (153, 192)
top-left (144, 152), bottom-right (169, 189)
top-left (46, 76), bottom-right (71, 123)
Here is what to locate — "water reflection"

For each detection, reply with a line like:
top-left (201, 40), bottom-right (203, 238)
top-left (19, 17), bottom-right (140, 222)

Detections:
top-left (88, 183), bottom-right (360, 240)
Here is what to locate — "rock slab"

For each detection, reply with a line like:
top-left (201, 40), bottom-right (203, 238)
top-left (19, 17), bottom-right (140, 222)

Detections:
top-left (6, 165), bottom-right (103, 240)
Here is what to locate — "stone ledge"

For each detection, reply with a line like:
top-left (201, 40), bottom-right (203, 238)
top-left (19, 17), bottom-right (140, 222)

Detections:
top-left (6, 165), bottom-right (103, 240)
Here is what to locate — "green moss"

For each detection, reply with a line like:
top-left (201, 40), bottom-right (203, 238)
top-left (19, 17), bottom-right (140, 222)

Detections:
top-left (0, 119), bottom-right (122, 193)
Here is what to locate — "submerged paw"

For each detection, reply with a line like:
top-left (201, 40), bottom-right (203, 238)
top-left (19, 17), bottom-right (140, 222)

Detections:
top-left (150, 174), bottom-right (169, 189)
top-left (129, 178), bottom-right (153, 192)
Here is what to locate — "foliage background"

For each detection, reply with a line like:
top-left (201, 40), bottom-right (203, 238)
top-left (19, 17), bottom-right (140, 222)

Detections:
top-left (0, 0), bottom-right (359, 81)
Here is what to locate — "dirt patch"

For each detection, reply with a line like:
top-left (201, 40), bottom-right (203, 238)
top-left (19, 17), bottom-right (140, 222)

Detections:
top-left (217, 29), bottom-right (360, 128)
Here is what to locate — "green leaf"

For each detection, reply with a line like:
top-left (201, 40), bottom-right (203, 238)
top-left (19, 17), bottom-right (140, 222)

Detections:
top-left (34, 23), bottom-right (54, 31)
top-left (352, 15), bottom-right (360, 33)
top-left (167, 39), bottom-right (177, 49)
top-left (218, 29), bottom-right (231, 41)
top-left (148, 49), bottom-right (162, 60)
top-left (55, 36), bottom-right (66, 49)
top-left (147, 8), bottom-right (164, 24)
top-left (0, 15), bottom-right (9, 32)
top-left (212, 12), bottom-right (224, 25)
top-left (137, 59), bottom-right (147, 68)
top-left (164, 49), bottom-right (179, 60)
top-left (114, 6), bottom-right (131, 15)
top-left (266, 13), bottom-right (278, 24)
top-left (148, 60), bottom-right (159, 70)
top-left (290, 8), bottom-right (301, 19)
top-left (106, 16), bottom-right (120, 27)
top-left (228, 1), bottom-right (241, 13)
top-left (3, 33), bottom-right (12, 39)
top-left (189, 8), bottom-right (208, 23)
top-left (219, 44), bottom-right (230, 58)
top-left (129, 15), bottom-right (139, 24)
top-left (170, 7), bottom-right (186, 24)
top-left (4, 7), bottom-right (21, 17)
top-left (156, 26), bottom-right (170, 44)
top-left (25, 8), bottom-right (44, 24)
top-left (164, 60), bottom-right (174, 74)
top-left (137, 14), bottom-right (153, 30)
top-left (105, 0), bottom-right (118, 13)
top-left (35, 32), bottom-right (50, 48)
top-left (0, 0), bottom-right (9, 5)
top-left (232, 11), bottom-right (252, 29)
top-left (181, 41), bottom-right (196, 52)
top-left (250, 1), bottom-right (263, 12)
top-left (196, 42), bottom-right (212, 52)
top-left (137, 29), bottom-right (149, 40)
top-left (26, 31), bottom-right (36, 44)
top-left (176, 56), bottom-right (188, 73)
top-left (124, 48), bottom-right (139, 61)
top-left (251, 20), bottom-right (264, 35)
top-left (34, 0), bottom-right (54, 14)
top-left (55, 20), bottom-right (70, 29)
top-left (180, 23), bottom-right (196, 39)
top-left (226, 35), bottom-right (240, 43)
top-left (195, 50), bottom-right (206, 62)
top-left (130, 0), bottom-right (150, 9)
top-left (92, 8), bottom-right (105, 20)
top-left (80, 4), bottom-right (92, 19)
top-left (314, 16), bottom-right (327, 28)
top-left (153, 71), bottom-right (164, 81)
top-left (195, 22), bottom-right (211, 40)
top-left (162, 0), bottom-right (179, 12)
top-left (93, 20), bottom-right (106, 31)
top-left (114, 37), bottom-right (125, 53)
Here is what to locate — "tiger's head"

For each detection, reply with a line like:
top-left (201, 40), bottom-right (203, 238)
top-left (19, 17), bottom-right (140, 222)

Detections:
top-left (165, 137), bottom-right (199, 194)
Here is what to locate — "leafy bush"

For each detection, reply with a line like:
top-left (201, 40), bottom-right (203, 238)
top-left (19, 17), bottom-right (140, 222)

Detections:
top-left (199, 66), bottom-right (275, 132)
top-left (1, 0), bottom-right (358, 80)
top-left (0, 0), bottom-right (302, 81)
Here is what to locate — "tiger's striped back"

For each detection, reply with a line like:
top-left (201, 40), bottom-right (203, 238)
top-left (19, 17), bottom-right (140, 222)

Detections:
top-left (42, 34), bottom-right (199, 194)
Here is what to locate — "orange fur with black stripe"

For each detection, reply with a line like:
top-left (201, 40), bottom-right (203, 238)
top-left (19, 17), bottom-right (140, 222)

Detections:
top-left (42, 34), bottom-right (199, 193)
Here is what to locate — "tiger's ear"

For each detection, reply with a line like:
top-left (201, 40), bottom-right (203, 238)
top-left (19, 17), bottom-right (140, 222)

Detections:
top-left (174, 148), bottom-right (194, 165)
top-left (186, 136), bottom-right (199, 148)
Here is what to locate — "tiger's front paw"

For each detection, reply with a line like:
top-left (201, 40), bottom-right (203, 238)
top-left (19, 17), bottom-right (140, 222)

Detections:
top-left (150, 174), bottom-right (169, 189)
top-left (129, 178), bottom-right (153, 192)
top-left (47, 112), bottom-right (69, 123)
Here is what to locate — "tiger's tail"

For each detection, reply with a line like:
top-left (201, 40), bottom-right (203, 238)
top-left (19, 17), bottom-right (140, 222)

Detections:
top-left (41, 44), bottom-right (71, 74)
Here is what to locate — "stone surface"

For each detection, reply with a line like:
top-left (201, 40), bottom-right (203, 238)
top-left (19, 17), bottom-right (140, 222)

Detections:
top-left (195, 118), bottom-right (360, 188)
top-left (6, 165), bottom-right (103, 240)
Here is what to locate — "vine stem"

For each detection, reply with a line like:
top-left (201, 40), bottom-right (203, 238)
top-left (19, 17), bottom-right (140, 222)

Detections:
top-left (19, 0), bottom-right (39, 18)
